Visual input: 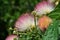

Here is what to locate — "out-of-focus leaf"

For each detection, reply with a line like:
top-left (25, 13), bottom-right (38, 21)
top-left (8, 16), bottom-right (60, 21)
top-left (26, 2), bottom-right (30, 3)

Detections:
top-left (42, 20), bottom-right (59, 40)
top-left (48, 3), bottom-right (60, 20)
top-left (58, 27), bottom-right (60, 34)
top-left (58, 22), bottom-right (60, 35)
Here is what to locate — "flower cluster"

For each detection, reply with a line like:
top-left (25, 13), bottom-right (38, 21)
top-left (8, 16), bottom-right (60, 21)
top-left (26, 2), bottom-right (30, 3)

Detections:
top-left (5, 0), bottom-right (59, 40)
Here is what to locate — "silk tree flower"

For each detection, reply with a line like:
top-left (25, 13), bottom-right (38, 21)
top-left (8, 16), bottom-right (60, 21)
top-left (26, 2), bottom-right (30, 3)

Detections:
top-left (48, 0), bottom-right (56, 3)
top-left (43, 0), bottom-right (59, 5)
top-left (5, 35), bottom-right (18, 40)
top-left (38, 16), bottom-right (52, 31)
top-left (42, 0), bottom-right (56, 3)
top-left (34, 1), bottom-right (55, 16)
top-left (42, 0), bottom-right (59, 6)
top-left (15, 13), bottom-right (35, 31)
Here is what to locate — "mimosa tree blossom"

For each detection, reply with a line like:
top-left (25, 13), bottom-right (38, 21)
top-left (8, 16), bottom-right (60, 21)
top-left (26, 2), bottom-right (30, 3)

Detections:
top-left (15, 13), bottom-right (35, 31)
top-left (34, 1), bottom-right (55, 16)
top-left (5, 35), bottom-right (18, 40)
top-left (48, 0), bottom-right (56, 3)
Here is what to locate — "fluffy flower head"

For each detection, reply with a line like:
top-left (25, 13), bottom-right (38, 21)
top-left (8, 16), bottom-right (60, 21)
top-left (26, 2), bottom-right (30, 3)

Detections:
top-left (34, 1), bottom-right (55, 16)
top-left (15, 13), bottom-right (35, 31)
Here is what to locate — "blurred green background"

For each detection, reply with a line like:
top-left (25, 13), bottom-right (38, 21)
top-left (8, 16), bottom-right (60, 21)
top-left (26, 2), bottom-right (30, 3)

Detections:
top-left (0, 0), bottom-right (41, 40)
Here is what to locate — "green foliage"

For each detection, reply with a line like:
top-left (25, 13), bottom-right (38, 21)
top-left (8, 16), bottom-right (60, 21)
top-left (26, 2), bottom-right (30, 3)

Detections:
top-left (42, 20), bottom-right (59, 40)
top-left (48, 3), bottom-right (60, 20)
top-left (18, 27), bottom-right (42, 40)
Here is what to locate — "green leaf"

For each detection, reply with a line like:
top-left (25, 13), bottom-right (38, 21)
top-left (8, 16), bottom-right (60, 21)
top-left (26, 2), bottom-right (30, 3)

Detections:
top-left (48, 3), bottom-right (60, 20)
top-left (58, 27), bottom-right (60, 34)
top-left (42, 20), bottom-right (59, 40)
top-left (58, 21), bottom-right (60, 34)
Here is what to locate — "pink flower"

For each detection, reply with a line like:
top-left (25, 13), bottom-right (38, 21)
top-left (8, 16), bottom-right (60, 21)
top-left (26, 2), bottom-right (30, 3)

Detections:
top-left (38, 16), bottom-right (52, 31)
top-left (47, 0), bottom-right (56, 3)
top-left (34, 1), bottom-right (55, 16)
top-left (5, 35), bottom-right (18, 40)
top-left (48, 0), bottom-right (59, 5)
top-left (15, 13), bottom-right (35, 31)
